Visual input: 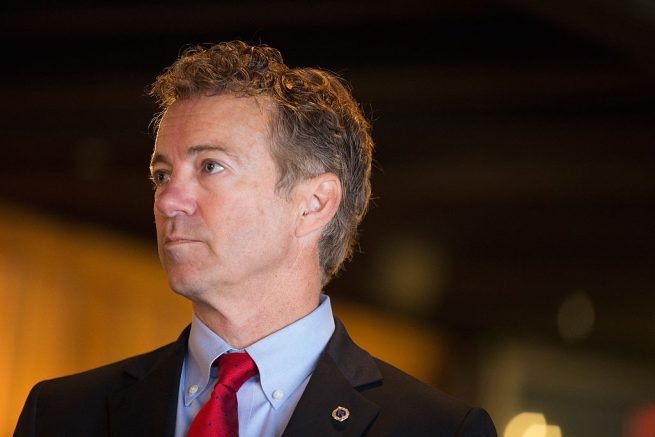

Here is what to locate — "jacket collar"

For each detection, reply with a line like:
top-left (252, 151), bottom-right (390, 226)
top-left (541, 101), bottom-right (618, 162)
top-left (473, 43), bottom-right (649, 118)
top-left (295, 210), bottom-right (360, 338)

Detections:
top-left (282, 319), bottom-right (382, 436)
top-left (107, 326), bottom-right (190, 437)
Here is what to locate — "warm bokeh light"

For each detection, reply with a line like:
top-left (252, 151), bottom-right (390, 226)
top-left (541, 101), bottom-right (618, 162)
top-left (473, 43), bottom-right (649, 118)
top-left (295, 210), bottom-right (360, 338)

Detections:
top-left (557, 290), bottom-right (595, 343)
top-left (524, 424), bottom-right (562, 437)
top-left (505, 412), bottom-right (545, 437)
top-left (625, 404), bottom-right (655, 437)
top-left (373, 234), bottom-right (447, 314)
top-left (504, 412), bottom-right (561, 437)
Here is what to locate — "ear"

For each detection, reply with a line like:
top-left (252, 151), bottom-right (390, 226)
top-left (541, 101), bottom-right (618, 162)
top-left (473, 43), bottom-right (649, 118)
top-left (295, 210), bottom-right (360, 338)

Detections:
top-left (295, 173), bottom-right (342, 238)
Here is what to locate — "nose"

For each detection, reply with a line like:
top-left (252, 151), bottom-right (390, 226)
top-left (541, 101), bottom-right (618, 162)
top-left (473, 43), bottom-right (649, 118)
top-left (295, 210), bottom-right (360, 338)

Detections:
top-left (154, 177), bottom-right (197, 218)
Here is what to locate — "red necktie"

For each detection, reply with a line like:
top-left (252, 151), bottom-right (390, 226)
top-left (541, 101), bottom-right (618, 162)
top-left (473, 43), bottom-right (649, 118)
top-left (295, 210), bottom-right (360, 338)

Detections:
top-left (187, 352), bottom-right (258, 437)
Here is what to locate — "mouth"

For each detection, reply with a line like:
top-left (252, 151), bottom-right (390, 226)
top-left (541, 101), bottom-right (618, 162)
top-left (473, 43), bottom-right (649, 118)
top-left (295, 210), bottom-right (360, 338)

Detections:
top-left (163, 236), bottom-right (202, 247)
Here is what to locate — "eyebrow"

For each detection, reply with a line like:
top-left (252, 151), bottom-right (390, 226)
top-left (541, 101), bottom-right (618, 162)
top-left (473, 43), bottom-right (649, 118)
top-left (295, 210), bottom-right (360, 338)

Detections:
top-left (150, 144), bottom-right (239, 168)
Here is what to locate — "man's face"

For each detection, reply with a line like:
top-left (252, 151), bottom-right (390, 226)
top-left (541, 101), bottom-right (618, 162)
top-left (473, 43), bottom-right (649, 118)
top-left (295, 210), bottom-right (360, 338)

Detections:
top-left (151, 94), bottom-right (298, 299)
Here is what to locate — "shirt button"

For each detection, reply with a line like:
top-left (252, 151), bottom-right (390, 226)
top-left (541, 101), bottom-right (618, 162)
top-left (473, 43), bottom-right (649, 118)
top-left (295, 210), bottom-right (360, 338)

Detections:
top-left (272, 389), bottom-right (284, 400)
top-left (188, 385), bottom-right (199, 395)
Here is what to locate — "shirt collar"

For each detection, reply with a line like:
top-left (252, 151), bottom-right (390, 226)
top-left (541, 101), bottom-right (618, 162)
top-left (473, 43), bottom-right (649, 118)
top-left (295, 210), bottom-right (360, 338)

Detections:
top-left (184, 312), bottom-right (233, 406)
top-left (246, 295), bottom-right (334, 409)
top-left (184, 295), bottom-right (335, 409)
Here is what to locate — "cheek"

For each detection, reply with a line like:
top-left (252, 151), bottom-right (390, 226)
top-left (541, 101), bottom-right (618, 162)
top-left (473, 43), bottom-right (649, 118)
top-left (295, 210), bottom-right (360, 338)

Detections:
top-left (231, 194), bottom-right (289, 239)
top-left (202, 191), bottom-right (254, 234)
top-left (200, 177), bottom-right (290, 237)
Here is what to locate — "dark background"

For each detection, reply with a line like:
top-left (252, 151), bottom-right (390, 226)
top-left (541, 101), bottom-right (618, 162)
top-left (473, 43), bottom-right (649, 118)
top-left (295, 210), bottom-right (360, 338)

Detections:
top-left (3, 0), bottom-right (655, 413)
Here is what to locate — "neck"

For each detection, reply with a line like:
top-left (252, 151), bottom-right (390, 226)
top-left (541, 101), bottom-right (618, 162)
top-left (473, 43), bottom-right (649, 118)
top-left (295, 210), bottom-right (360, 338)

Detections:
top-left (190, 258), bottom-right (322, 349)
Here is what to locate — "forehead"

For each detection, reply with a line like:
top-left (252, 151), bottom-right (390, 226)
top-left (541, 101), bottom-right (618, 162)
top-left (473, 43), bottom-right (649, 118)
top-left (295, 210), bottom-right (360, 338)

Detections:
top-left (154, 94), bottom-right (274, 152)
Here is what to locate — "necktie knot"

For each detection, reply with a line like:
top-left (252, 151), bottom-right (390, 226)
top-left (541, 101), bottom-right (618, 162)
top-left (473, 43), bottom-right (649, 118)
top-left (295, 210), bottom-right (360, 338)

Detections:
top-left (216, 352), bottom-right (258, 392)
top-left (187, 352), bottom-right (258, 437)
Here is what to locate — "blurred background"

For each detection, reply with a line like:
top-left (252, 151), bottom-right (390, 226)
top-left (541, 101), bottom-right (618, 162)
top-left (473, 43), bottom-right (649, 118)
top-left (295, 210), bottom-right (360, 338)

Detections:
top-left (2, 1), bottom-right (655, 436)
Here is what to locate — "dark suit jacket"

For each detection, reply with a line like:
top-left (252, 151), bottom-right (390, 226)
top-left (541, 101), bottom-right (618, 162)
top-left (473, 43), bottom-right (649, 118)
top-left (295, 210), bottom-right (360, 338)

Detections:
top-left (15, 319), bottom-right (497, 436)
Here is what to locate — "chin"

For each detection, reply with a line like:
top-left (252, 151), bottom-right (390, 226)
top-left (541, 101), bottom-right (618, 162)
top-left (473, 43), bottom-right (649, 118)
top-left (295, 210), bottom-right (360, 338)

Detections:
top-left (165, 266), bottom-right (221, 299)
top-left (168, 278), bottom-right (204, 300)
top-left (164, 266), bottom-right (201, 294)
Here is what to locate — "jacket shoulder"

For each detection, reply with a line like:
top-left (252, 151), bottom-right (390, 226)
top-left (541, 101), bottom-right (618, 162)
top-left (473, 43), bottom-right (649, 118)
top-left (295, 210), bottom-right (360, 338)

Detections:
top-left (362, 357), bottom-right (497, 436)
top-left (15, 330), bottom-right (188, 437)
top-left (39, 338), bottom-right (181, 395)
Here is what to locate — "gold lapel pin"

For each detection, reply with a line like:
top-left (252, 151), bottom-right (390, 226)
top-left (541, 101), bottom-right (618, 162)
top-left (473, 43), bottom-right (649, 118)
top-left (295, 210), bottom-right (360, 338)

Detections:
top-left (331, 406), bottom-right (350, 422)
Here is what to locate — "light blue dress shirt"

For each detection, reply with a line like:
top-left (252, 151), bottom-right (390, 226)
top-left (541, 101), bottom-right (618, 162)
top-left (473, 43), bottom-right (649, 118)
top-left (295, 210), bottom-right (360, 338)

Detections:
top-left (174, 295), bottom-right (335, 437)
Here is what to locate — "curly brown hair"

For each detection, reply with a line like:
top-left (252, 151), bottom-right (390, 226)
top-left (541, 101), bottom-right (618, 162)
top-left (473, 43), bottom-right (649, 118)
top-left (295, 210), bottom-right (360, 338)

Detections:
top-left (148, 41), bottom-right (373, 285)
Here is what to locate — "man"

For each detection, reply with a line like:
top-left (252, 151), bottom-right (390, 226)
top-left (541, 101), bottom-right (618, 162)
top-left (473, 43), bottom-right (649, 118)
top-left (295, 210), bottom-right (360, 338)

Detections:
top-left (15, 41), bottom-right (497, 436)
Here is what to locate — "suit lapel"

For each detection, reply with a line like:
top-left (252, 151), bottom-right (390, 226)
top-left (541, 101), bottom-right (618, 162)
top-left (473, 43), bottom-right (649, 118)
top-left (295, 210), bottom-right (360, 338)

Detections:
top-left (107, 326), bottom-right (190, 437)
top-left (282, 319), bottom-right (382, 436)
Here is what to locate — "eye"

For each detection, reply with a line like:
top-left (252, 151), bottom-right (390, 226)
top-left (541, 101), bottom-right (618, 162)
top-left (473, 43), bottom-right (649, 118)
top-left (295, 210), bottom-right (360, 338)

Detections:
top-left (150, 170), bottom-right (169, 188)
top-left (202, 160), bottom-right (225, 174)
